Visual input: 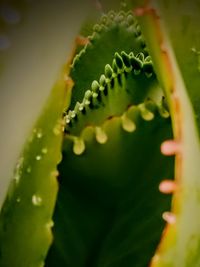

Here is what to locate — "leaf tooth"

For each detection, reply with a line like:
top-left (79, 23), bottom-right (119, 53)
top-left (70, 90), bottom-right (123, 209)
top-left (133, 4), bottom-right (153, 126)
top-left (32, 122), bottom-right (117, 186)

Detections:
top-left (71, 54), bottom-right (80, 68)
top-left (72, 137), bottom-right (85, 156)
top-left (130, 55), bottom-right (143, 75)
top-left (105, 64), bottom-right (113, 80)
top-left (88, 31), bottom-right (101, 44)
top-left (119, 20), bottom-right (129, 28)
top-left (91, 80), bottom-right (100, 92)
top-left (162, 212), bottom-right (176, 225)
top-left (136, 52), bottom-right (145, 62)
top-left (99, 74), bottom-right (106, 87)
top-left (100, 14), bottom-right (108, 25)
top-left (159, 180), bottom-right (176, 194)
top-left (139, 36), bottom-right (147, 49)
top-left (161, 140), bottom-right (181, 156)
top-left (65, 110), bottom-right (77, 127)
top-left (138, 101), bottom-right (155, 121)
top-left (134, 23), bottom-right (142, 37)
top-left (158, 98), bottom-right (170, 118)
top-left (121, 112), bottom-right (136, 133)
top-left (126, 13), bottom-right (135, 26)
top-left (143, 61), bottom-right (154, 78)
top-left (108, 10), bottom-right (116, 20)
top-left (74, 101), bottom-right (81, 113)
top-left (114, 52), bottom-right (124, 70)
top-left (95, 126), bottom-right (108, 144)
top-left (112, 59), bottom-right (119, 75)
top-left (121, 51), bottom-right (132, 72)
top-left (97, 75), bottom-right (106, 98)
top-left (93, 23), bottom-right (102, 33)
top-left (65, 114), bottom-right (71, 125)
top-left (91, 78), bottom-right (101, 101)
top-left (115, 11), bottom-right (126, 23)
top-left (84, 90), bottom-right (93, 104)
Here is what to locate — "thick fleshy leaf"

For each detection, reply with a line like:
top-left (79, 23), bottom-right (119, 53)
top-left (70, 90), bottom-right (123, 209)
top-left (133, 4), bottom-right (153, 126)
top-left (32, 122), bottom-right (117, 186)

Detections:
top-left (47, 103), bottom-right (173, 267)
top-left (0, 0), bottom-right (91, 208)
top-left (0, 0), bottom-right (91, 266)
top-left (69, 10), bottom-right (149, 107)
top-left (136, 1), bottom-right (200, 266)
top-left (46, 13), bottom-right (174, 265)
top-left (0, 64), bottom-right (73, 267)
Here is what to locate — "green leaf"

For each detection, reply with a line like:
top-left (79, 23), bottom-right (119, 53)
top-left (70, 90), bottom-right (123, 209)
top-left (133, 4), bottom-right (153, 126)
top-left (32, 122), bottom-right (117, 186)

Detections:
top-left (45, 14), bottom-right (174, 265)
top-left (0, 63), bottom-right (73, 267)
top-left (47, 104), bottom-right (173, 267)
top-left (135, 0), bottom-right (200, 266)
top-left (70, 10), bottom-right (149, 107)
top-left (0, 0), bottom-right (90, 208)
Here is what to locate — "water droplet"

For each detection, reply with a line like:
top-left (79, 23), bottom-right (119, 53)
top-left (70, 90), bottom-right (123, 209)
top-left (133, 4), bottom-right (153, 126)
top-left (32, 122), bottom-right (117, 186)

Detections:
top-left (51, 170), bottom-right (59, 177)
top-left (191, 47), bottom-right (200, 72)
top-left (78, 103), bottom-right (84, 111)
top-left (73, 138), bottom-right (85, 155)
top-left (162, 211), bottom-right (176, 224)
top-left (36, 129), bottom-right (43, 139)
top-left (26, 166), bottom-right (32, 173)
top-left (161, 140), bottom-right (181, 156)
top-left (64, 74), bottom-right (70, 82)
top-left (191, 47), bottom-right (197, 53)
top-left (42, 148), bottom-right (48, 154)
top-left (95, 127), bottom-right (108, 144)
top-left (46, 220), bottom-right (54, 229)
top-left (0, 6), bottom-right (21, 24)
top-left (14, 174), bottom-right (20, 183)
top-left (36, 155), bottom-right (42, 161)
top-left (13, 157), bottom-right (24, 183)
top-left (158, 106), bottom-right (170, 118)
top-left (16, 197), bottom-right (21, 203)
top-left (139, 104), bottom-right (154, 121)
top-left (159, 180), bottom-right (176, 194)
top-left (0, 35), bottom-right (10, 50)
top-left (16, 157), bottom-right (24, 169)
top-left (121, 114), bottom-right (136, 132)
top-left (38, 261), bottom-right (45, 267)
top-left (65, 115), bottom-right (70, 124)
top-left (32, 194), bottom-right (42, 206)
top-left (151, 254), bottom-right (160, 264)
top-left (53, 125), bottom-right (61, 136)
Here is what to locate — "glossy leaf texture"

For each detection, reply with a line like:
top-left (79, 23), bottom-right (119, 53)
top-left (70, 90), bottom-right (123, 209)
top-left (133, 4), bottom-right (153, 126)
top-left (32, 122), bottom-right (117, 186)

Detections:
top-left (0, 0), bottom-right (89, 266)
top-left (136, 0), bottom-right (200, 266)
top-left (1, 1), bottom-right (200, 267)
top-left (45, 10), bottom-right (174, 267)
top-left (0, 0), bottom-right (91, 207)
top-left (0, 63), bottom-right (73, 267)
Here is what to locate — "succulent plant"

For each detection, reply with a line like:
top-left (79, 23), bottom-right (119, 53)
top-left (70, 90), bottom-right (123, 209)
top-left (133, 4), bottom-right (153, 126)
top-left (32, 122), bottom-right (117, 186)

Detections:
top-left (0, 0), bottom-right (200, 267)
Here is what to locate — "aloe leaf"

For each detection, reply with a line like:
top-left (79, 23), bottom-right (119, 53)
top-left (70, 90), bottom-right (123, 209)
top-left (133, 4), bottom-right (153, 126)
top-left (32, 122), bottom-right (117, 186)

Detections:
top-left (0, 0), bottom-right (90, 208)
top-left (1, 1), bottom-right (200, 266)
top-left (0, 63), bottom-right (73, 267)
top-left (135, 1), bottom-right (200, 266)
top-left (0, 1), bottom-right (92, 266)
top-left (47, 102), bottom-right (173, 267)
top-left (45, 10), bottom-right (174, 265)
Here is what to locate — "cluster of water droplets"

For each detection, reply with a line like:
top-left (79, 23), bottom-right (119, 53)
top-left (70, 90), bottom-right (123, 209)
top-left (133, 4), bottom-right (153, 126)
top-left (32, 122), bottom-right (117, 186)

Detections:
top-left (13, 157), bottom-right (24, 184)
top-left (32, 194), bottom-right (42, 206)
